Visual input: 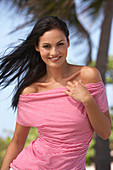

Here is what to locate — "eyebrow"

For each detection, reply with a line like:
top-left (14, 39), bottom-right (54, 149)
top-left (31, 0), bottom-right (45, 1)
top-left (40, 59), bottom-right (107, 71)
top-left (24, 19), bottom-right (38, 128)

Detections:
top-left (42, 39), bottom-right (65, 45)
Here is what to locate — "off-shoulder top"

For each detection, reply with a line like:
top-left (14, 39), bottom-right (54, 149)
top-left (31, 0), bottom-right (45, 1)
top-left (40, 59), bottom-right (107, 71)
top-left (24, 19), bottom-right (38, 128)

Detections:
top-left (10, 81), bottom-right (109, 170)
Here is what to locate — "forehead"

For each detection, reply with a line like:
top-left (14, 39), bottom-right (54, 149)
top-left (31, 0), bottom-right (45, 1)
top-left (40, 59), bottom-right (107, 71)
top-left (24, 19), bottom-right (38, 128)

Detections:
top-left (39, 29), bottom-right (67, 43)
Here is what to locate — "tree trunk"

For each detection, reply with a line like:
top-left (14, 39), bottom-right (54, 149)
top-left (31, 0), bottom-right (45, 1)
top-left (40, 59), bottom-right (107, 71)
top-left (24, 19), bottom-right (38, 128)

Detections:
top-left (95, 136), bottom-right (111, 170)
top-left (96, 0), bottom-right (113, 84)
top-left (95, 0), bottom-right (113, 170)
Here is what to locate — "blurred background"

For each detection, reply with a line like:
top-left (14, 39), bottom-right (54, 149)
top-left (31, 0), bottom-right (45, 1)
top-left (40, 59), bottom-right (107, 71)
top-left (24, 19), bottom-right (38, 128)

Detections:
top-left (0, 0), bottom-right (113, 169)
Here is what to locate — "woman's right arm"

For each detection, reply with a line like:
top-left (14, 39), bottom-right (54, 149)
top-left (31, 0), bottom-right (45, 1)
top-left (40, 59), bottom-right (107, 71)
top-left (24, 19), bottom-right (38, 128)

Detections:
top-left (1, 123), bottom-right (30, 170)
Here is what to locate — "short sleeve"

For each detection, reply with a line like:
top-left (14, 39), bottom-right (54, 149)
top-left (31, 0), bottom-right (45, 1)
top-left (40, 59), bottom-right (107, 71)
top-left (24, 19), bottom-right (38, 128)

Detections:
top-left (86, 81), bottom-right (109, 113)
top-left (16, 100), bottom-right (27, 126)
top-left (16, 94), bottom-right (45, 128)
top-left (16, 98), bottom-right (33, 127)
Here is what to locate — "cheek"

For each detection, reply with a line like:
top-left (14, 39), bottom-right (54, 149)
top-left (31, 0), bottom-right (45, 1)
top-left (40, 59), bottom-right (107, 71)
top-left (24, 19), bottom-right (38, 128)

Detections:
top-left (61, 47), bottom-right (68, 55)
top-left (39, 50), bottom-right (49, 60)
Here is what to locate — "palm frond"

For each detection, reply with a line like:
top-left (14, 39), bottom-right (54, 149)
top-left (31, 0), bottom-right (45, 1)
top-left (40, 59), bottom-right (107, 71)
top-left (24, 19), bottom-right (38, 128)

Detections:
top-left (80, 0), bottom-right (105, 20)
top-left (0, 0), bottom-right (92, 63)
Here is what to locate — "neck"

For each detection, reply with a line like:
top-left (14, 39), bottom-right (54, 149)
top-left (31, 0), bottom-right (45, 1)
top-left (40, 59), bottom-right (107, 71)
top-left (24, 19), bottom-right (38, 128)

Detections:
top-left (45, 62), bottom-right (69, 82)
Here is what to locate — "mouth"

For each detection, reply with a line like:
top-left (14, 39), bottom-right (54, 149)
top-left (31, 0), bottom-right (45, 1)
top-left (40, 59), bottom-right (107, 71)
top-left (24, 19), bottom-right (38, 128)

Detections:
top-left (48, 56), bottom-right (61, 62)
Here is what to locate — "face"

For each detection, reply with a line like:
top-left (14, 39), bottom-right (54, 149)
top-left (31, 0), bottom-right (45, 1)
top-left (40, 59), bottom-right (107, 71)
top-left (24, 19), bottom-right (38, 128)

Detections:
top-left (35, 29), bottom-right (70, 68)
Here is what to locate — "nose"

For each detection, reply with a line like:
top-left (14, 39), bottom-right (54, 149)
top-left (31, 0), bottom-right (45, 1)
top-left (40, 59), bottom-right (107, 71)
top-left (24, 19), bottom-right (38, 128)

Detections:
top-left (50, 47), bottom-right (58, 56)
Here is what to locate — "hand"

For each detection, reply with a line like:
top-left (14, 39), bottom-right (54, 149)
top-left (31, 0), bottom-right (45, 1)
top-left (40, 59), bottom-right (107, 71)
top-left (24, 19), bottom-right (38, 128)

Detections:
top-left (63, 80), bottom-right (91, 103)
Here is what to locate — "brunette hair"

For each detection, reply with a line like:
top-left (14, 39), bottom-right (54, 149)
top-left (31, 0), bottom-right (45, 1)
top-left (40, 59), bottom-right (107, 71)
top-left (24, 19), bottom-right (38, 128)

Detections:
top-left (0, 16), bottom-right (69, 109)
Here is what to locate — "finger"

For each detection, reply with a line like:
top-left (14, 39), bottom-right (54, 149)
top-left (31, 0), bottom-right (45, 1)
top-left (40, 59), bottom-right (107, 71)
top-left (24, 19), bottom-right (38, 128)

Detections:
top-left (73, 80), bottom-right (82, 84)
top-left (67, 81), bottom-right (74, 87)
top-left (74, 80), bottom-right (83, 87)
top-left (66, 85), bottom-right (74, 91)
top-left (73, 80), bottom-right (77, 84)
top-left (66, 85), bottom-right (72, 91)
top-left (78, 80), bottom-right (82, 83)
top-left (77, 81), bottom-right (85, 87)
top-left (73, 80), bottom-right (82, 87)
top-left (62, 90), bottom-right (71, 96)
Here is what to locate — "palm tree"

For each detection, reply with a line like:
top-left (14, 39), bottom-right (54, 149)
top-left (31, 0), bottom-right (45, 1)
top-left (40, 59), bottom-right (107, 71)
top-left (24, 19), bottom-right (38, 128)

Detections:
top-left (95, 0), bottom-right (113, 169)
top-left (1, 0), bottom-right (113, 169)
top-left (80, 1), bottom-right (113, 169)
top-left (80, 0), bottom-right (113, 83)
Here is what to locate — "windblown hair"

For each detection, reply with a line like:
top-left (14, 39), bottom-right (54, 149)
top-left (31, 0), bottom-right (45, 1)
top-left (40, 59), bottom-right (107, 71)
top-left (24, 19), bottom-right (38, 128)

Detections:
top-left (0, 16), bottom-right (69, 109)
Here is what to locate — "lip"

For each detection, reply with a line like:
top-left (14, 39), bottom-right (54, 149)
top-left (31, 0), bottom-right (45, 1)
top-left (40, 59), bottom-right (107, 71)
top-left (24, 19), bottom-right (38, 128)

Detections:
top-left (48, 56), bottom-right (61, 61)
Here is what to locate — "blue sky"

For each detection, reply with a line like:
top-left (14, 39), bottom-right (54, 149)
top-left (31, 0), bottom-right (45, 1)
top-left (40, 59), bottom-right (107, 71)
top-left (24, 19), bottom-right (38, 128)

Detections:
top-left (0, 2), bottom-right (113, 138)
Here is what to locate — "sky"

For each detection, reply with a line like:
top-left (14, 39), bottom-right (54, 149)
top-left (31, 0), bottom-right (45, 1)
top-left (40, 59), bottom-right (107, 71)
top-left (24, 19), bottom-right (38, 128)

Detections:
top-left (0, 2), bottom-right (113, 138)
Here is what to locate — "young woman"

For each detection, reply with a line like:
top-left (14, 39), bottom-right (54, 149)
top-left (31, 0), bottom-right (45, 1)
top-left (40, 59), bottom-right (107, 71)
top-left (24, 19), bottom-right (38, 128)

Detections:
top-left (1, 16), bottom-right (111, 170)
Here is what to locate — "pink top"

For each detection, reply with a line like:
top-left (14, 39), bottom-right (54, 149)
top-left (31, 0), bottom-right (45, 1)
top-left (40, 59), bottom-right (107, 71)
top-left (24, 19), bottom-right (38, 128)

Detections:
top-left (10, 81), bottom-right (108, 170)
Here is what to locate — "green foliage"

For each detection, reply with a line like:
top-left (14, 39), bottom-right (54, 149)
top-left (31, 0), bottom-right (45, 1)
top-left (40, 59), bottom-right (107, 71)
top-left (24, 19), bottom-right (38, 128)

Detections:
top-left (89, 56), bottom-right (113, 84)
top-left (0, 137), bottom-right (11, 168)
top-left (106, 57), bottom-right (113, 83)
top-left (109, 114), bottom-right (113, 150)
top-left (86, 136), bottom-right (96, 166)
top-left (0, 128), bottom-right (38, 168)
top-left (24, 127), bottom-right (38, 148)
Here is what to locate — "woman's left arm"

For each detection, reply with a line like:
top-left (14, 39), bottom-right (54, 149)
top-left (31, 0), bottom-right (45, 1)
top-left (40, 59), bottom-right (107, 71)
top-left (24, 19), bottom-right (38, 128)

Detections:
top-left (82, 95), bottom-right (111, 140)
top-left (64, 66), bottom-right (111, 140)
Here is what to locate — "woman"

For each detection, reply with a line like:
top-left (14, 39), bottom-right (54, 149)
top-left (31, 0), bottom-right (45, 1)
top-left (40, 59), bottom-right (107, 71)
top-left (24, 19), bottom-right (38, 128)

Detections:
top-left (1, 16), bottom-right (111, 170)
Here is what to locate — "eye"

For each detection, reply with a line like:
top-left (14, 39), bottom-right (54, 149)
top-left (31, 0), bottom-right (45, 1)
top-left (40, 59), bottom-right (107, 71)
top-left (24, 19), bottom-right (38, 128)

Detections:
top-left (57, 43), bottom-right (64, 46)
top-left (43, 45), bottom-right (51, 49)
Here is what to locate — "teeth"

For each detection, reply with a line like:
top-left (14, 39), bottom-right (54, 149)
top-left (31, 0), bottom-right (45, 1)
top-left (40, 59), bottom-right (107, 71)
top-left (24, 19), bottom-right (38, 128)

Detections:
top-left (49, 56), bottom-right (60, 60)
top-left (53, 57), bottom-right (59, 60)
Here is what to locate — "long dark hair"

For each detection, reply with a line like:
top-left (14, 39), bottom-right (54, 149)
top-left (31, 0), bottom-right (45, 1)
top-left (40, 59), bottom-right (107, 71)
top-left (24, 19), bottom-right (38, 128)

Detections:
top-left (0, 16), bottom-right (69, 109)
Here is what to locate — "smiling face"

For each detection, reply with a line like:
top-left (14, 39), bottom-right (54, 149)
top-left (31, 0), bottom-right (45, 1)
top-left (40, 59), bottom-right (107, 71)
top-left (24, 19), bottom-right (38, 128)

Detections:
top-left (35, 29), bottom-right (70, 68)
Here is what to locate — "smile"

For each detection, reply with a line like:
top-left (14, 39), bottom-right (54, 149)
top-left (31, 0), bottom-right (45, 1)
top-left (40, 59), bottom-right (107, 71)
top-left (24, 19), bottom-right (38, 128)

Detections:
top-left (48, 56), bottom-right (61, 61)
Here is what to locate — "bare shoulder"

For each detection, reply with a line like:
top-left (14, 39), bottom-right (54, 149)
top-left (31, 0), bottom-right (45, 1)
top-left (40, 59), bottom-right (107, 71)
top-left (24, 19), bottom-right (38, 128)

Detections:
top-left (80, 66), bottom-right (102, 84)
top-left (21, 84), bottom-right (38, 95)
